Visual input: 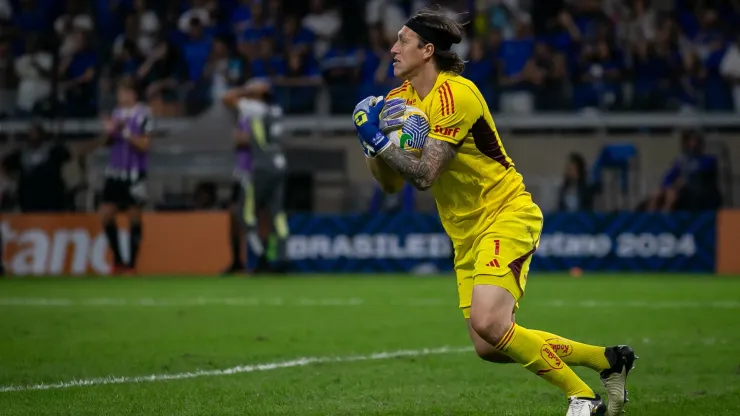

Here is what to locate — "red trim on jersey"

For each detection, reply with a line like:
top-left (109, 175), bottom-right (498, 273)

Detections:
top-left (438, 86), bottom-right (450, 116)
top-left (387, 87), bottom-right (407, 98)
top-left (442, 82), bottom-right (455, 115)
top-left (441, 85), bottom-right (452, 116)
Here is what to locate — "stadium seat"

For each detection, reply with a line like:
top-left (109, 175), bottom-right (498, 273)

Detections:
top-left (590, 143), bottom-right (640, 211)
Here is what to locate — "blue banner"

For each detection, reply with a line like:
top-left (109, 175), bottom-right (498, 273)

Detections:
top-left (286, 212), bottom-right (716, 273)
top-left (287, 213), bottom-right (453, 273)
top-left (533, 212), bottom-right (716, 272)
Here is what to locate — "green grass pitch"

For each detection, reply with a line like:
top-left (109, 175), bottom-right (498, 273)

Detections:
top-left (1, 273), bottom-right (739, 415)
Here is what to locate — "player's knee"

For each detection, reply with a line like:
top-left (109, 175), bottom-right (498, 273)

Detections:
top-left (473, 341), bottom-right (513, 363)
top-left (469, 283), bottom-right (517, 347)
top-left (469, 310), bottom-right (512, 348)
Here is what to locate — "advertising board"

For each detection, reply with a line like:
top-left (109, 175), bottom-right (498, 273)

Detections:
top-left (1, 213), bottom-right (230, 275)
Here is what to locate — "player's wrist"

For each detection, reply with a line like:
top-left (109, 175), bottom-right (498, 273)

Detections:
top-left (373, 134), bottom-right (392, 155)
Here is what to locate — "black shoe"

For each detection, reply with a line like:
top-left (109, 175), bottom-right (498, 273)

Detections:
top-left (600, 345), bottom-right (637, 415)
top-left (567, 394), bottom-right (606, 415)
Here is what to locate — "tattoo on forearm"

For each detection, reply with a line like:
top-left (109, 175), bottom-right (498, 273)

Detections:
top-left (381, 145), bottom-right (431, 189)
top-left (380, 138), bottom-right (457, 190)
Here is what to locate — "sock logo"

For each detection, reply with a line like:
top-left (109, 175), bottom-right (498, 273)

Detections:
top-left (540, 345), bottom-right (564, 370)
top-left (545, 338), bottom-right (574, 357)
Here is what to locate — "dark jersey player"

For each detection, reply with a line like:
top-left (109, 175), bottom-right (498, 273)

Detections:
top-left (100, 80), bottom-right (153, 274)
top-left (222, 78), bottom-right (289, 274)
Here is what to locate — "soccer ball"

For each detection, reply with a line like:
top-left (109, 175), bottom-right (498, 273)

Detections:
top-left (385, 106), bottom-right (430, 157)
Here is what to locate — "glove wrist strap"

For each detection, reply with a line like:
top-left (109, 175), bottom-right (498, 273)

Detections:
top-left (374, 140), bottom-right (392, 156)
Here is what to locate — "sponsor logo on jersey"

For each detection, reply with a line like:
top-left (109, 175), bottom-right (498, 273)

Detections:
top-left (433, 125), bottom-right (461, 138)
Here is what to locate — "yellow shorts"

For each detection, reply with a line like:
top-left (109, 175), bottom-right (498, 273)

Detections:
top-left (455, 203), bottom-right (543, 319)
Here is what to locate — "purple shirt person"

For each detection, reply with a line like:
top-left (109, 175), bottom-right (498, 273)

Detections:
top-left (104, 103), bottom-right (152, 180)
top-left (99, 80), bottom-right (153, 275)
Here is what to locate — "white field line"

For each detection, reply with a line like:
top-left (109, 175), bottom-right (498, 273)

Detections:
top-left (0, 297), bottom-right (739, 309)
top-left (0, 346), bottom-right (473, 393)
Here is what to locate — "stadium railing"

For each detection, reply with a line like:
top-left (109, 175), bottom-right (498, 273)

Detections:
top-left (3, 113), bottom-right (740, 135)
top-left (2, 112), bottom-right (738, 213)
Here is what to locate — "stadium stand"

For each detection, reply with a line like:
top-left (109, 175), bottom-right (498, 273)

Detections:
top-left (1, 0), bottom-right (740, 117)
top-left (0, 0), bottom-right (738, 213)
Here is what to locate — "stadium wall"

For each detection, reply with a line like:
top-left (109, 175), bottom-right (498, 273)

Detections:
top-left (302, 134), bottom-right (740, 210)
top-left (2, 210), bottom-right (735, 276)
top-left (68, 133), bottom-right (739, 214)
top-left (302, 134), bottom-right (740, 188)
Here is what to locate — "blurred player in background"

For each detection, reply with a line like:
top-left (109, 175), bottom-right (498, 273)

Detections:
top-left (100, 79), bottom-right (152, 275)
top-left (353, 8), bottom-right (635, 416)
top-left (221, 78), bottom-right (289, 274)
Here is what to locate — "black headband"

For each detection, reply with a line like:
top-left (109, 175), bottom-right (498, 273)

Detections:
top-left (405, 17), bottom-right (456, 52)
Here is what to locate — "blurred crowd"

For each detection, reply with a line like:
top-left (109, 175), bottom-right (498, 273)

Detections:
top-left (556, 129), bottom-right (723, 213)
top-left (469, 0), bottom-right (740, 113)
top-left (1, 0), bottom-right (740, 118)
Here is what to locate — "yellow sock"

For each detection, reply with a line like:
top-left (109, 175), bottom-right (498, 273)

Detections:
top-left (496, 323), bottom-right (595, 398)
top-left (530, 330), bottom-right (610, 372)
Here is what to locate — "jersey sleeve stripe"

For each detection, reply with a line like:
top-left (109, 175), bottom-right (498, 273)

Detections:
top-left (442, 85), bottom-right (452, 116)
top-left (438, 87), bottom-right (450, 116)
top-left (442, 82), bottom-right (455, 114)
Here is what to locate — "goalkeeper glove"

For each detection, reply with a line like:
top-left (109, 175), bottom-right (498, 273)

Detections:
top-left (353, 96), bottom-right (391, 157)
top-left (379, 97), bottom-right (406, 134)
